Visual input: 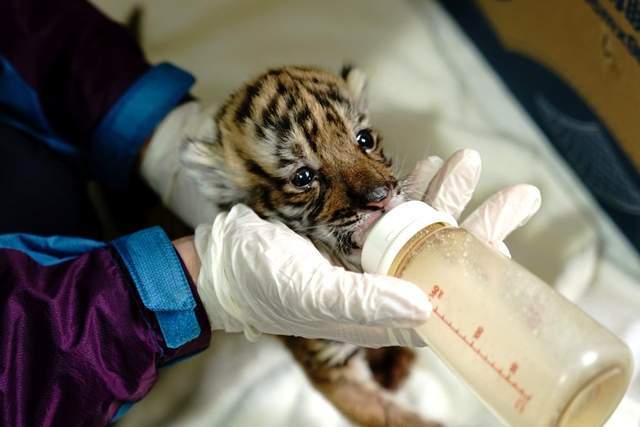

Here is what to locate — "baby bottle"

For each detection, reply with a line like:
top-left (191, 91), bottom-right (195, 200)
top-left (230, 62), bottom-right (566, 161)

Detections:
top-left (361, 201), bottom-right (632, 427)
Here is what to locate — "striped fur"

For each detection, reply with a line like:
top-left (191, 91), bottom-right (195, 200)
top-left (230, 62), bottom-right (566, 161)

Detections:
top-left (183, 66), bottom-right (439, 427)
top-left (183, 66), bottom-right (405, 269)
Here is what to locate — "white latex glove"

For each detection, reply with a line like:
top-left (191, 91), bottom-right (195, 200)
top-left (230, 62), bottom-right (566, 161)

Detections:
top-left (194, 203), bottom-right (432, 347)
top-left (406, 149), bottom-right (542, 257)
top-left (141, 101), bottom-right (219, 227)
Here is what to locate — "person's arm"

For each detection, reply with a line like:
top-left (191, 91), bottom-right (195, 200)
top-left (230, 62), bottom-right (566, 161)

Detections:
top-left (0, 224), bottom-right (433, 426)
top-left (0, 0), bottom-right (194, 187)
top-left (0, 229), bottom-right (211, 426)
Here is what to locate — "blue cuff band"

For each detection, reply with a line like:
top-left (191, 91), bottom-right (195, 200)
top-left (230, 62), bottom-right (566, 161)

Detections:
top-left (112, 227), bottom-right (201, 349)
top-left (91, 63), bottom-right (195, 187)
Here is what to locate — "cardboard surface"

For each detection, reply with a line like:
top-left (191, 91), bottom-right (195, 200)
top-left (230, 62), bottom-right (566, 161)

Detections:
top-left (476, 0), bottom-right (640, 169)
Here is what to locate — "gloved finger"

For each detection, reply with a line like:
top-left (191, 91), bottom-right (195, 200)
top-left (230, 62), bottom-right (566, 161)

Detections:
top-left (307, 268), bottom-right (433, 329)
top-left (423, 149), bottom-right (481, 221)
top-left (461, 184), bottom-right (541, 245)
top-left (386, 327), bottom-right (427, 347)
top-left (494, 241), bottom-right (512, 258)
top-left (329, 323), bottom-right (427, 348)
top-left (403, 156), bottom-right (443, 200)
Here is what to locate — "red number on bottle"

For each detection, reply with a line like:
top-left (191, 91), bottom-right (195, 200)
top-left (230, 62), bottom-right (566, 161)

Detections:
top-left (509, 362), bottom-right (519, 375)
top-left (473, 326), bottom-right (484, 339)
top-left (429, 285), bottom-right (444, 299)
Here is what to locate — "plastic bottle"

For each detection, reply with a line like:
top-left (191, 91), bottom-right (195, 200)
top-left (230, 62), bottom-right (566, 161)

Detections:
top-left (361, 201), bottom-right (632, 427)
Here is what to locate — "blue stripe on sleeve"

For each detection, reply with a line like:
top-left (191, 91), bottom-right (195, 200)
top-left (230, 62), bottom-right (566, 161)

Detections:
top-left (90, 63), bottom-right (195, 187)
top-left (0, 56), bottom-right (78, 157)
top-left (111, 402), bottom-right (134, 423)
top-left (112, 226), bottom-right (201, 349)
top-left (0, 234), bottom-right (105, 265)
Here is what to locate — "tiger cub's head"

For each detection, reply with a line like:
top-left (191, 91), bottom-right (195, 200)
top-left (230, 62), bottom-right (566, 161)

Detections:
top-left (184, 66), bottom-right (406, 268)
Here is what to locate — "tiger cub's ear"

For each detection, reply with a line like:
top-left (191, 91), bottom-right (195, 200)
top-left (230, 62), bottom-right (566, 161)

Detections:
top-left (340, 64), bottom-right (368, 112)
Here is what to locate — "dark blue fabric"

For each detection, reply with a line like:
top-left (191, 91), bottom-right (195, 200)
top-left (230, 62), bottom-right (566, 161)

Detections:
top-left (0, 233), bottom-right (105, 265)
top-left (0, 123), bottom-right (101, 238)
top-left (90, 63), bottom-right (195, 187)
top-left (0, 56), bottom-right (78, 157)
top-left (112, 226), bottom-right (201, 349)
top-left (0, 57), bottom-right (195, 189)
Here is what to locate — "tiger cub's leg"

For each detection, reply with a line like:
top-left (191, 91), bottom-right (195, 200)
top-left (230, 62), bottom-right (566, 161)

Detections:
top-left (281, 337), bottom-right (442, 427)
top-left (366, 347), bottom-right (417, 390)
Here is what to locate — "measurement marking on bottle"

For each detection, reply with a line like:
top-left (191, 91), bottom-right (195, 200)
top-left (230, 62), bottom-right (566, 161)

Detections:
top-left (432, 305), bottom-right (533, 413)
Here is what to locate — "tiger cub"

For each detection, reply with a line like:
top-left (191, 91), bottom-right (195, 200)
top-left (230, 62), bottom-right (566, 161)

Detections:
top-left (183, 65), bottom-right (441, 427)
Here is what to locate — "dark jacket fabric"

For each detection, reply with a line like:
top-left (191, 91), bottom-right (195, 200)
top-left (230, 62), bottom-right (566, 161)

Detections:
top-left (0, 1), bottom-right (211, 425)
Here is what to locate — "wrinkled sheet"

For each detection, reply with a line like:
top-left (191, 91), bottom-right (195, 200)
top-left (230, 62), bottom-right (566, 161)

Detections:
top-left (89, 1), bottom-right (640, 425)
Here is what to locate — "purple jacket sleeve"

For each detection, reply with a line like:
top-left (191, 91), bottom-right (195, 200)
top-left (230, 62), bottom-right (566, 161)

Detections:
top-left (0, 0), bottom-right (195, 187)
top-left (0, 228), bottom-right (211, 426)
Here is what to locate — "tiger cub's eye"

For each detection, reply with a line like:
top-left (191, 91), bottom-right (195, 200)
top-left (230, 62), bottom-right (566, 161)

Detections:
top-left (291, 167), bottom-right (316, 188)
top-left (356, 129), bottom-right (375, 150)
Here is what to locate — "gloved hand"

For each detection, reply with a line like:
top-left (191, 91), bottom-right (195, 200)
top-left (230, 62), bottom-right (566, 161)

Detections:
top-left (148, 104), bottom-right (540, 348)
top-left (405, 148), bottom-right (542, 257)
top-left (141, 101), bottom-right (219, 227)
top-left (192, 204), bottom-right (432, 347)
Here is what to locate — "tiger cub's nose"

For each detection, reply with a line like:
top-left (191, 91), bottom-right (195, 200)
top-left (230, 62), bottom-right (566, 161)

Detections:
top-left (365, 186), bottom-right (391, 210)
